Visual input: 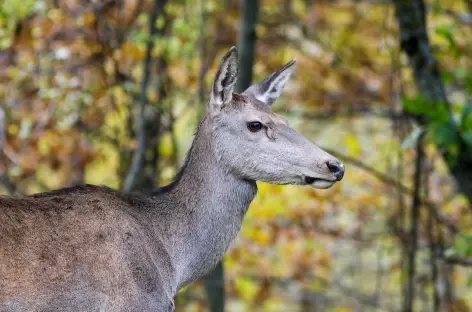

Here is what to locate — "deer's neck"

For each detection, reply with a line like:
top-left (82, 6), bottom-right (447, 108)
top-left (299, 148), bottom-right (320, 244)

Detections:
top-left (152, 117), bottom-right (257, 289)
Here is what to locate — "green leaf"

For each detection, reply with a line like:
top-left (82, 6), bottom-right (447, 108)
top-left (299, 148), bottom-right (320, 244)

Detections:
top-left (441, 71), bottom-right (453, 84)
top-left (402, 95), bottom-right (426, 115)
top-left (427, 106), bottom-right (449, 124)
top-left (466, 76), bottom-right (472, 94)
top-left (435, 24), bottom-right (457, 55)
top-left (453, 67), bottom-right (467, 80)
top-left (402, 95), bottom-right (448, 123)
top-left (462, 105), bottom-right (472, 130)
top-left (462, 131), bottom-right (472, 147)
top-left (454, 234), bottom-right (472, 257)
top-left (1, 0), bottom-right (36, 19)
top-left (427, 118), bottom-right (458, 147)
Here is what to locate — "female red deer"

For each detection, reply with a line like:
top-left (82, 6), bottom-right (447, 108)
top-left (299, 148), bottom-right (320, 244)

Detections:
top-left (0, 47), bottom-right (344, 311)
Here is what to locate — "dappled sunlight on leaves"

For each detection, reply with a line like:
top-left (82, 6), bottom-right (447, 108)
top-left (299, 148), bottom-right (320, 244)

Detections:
top-left (1, 0), bottom-right (472, 310)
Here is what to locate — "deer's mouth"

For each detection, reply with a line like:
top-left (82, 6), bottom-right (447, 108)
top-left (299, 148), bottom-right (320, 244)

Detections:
top-left (304, 176), bottom-right (336, 189)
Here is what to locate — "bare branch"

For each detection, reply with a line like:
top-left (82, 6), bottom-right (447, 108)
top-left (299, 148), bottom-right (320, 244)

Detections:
top-left (322, 147), bottom-right (459, 233)
top-left (298, 107), bottom-right (411, 121)
top-left (443, 255), bottom-right (472, 267)
top-left (434, 7), bottom-right (472, 25)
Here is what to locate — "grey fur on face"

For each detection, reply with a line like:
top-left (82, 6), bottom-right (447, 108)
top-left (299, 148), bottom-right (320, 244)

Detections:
top-left (0, 47), bottom-right (344, 311)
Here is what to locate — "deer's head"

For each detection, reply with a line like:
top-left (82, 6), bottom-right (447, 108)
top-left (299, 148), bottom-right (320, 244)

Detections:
top-left (207, 47), bottom-right (344, 189)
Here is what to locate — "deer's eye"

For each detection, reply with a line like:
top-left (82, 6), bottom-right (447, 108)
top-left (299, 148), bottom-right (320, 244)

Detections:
top-left (247, 121), bottom-right (263, 133)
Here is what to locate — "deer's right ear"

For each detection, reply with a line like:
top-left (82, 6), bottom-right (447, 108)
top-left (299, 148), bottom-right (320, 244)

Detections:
top-left (209, 47), bottom-right (239, 113)
top-left (243, 59), bottom-right (296, 105)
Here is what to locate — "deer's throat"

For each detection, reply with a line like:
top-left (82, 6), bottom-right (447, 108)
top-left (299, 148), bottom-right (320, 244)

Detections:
top-left (160, 119), bottom-right (257, 288)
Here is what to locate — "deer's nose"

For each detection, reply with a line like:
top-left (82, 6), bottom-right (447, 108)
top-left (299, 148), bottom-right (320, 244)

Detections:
top-left (327, 160), bottom-right (344, 181)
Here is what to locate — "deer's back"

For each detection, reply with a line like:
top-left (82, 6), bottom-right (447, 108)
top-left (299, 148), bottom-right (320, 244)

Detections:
top-left (0, 185), bottom-right (174, 311)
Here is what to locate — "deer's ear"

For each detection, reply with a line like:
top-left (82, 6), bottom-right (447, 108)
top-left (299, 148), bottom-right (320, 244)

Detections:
top-left (209, 47), bottom-right (239, 113)
top-left (243, 59), bottom-right (296, 105)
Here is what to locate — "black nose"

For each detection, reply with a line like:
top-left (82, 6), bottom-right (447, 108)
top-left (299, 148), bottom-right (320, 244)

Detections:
top-left (327, 160), bottom-right (344, 181)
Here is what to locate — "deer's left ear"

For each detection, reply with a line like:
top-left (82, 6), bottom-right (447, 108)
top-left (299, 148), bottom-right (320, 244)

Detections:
top-left (209, 47), bottom-right (239, 113)
top-left (243, 59), bottom-right (296, 105)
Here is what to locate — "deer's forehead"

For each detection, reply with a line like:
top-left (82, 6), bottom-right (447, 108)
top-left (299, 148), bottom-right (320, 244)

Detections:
top-left (225, 94), bottom-right (287, 125)
top-left (241, 106), bottom-right (288, 126)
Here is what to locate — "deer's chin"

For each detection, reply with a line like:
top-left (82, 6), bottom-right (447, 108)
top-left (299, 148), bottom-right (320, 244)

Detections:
top-left (308, 179), bottom-right (336, 189)
top-left (311, 180), bottom-right (336, 189)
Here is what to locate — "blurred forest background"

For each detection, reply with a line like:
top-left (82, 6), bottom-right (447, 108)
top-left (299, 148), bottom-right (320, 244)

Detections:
top-left (1, 0), bottom-right (471, 311)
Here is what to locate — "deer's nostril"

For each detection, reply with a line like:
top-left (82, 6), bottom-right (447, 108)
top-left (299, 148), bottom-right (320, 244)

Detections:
top-left (327, 161), bottom-right (345, 181)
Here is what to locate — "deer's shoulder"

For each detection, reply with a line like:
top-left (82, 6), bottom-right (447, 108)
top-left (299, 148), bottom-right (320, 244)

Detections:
top-left (0, 184), bottom-right (158, 258)
top-left (0, 184), bottom-right (155, 226)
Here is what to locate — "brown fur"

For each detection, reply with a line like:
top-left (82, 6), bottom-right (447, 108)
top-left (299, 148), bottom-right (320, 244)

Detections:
top-left (0, 185), bottom-right (174, 311)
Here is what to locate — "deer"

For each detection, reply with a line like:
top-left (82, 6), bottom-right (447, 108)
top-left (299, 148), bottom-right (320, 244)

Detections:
top-left (0, 47), bottom-right (344, 311)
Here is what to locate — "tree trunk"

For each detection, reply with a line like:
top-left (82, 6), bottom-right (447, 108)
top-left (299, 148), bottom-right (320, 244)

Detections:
top-left (122, 0), bottom-right (168, 193)
top-left (202, 1), bottom-right (259, 311)
top-left (132, 55), bottom-right (168, 193)
top-left (197, 0), bottom-right (208, 121)
top-left (203, 262), bottom-right (225, 312)
top-left (403, 136), bottom-right (424, 312)
top-left (235, 0), bottom-right (259, 93)
top-left (391, 0), bottom-right (472, 204)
